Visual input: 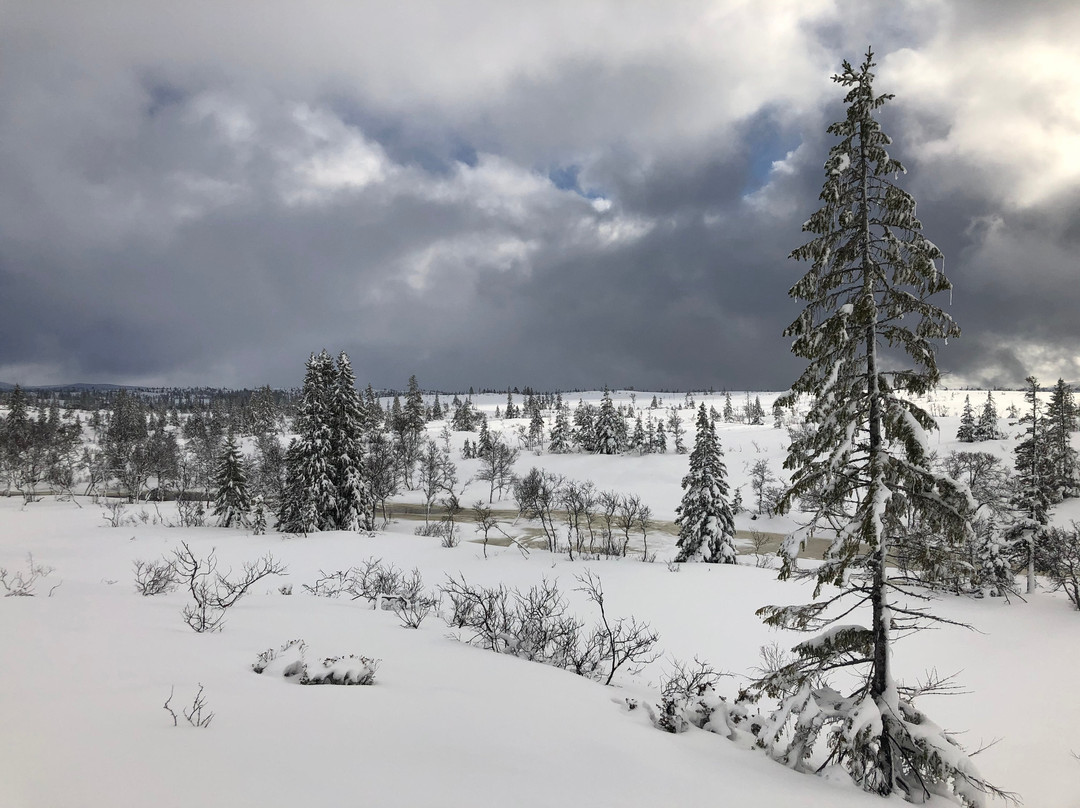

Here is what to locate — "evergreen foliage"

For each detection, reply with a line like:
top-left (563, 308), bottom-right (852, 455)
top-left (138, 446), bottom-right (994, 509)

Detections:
top-left (973, 392), bottom-right (999, 441)
top-left (754, 50), bottom-right (997, 805)
top-left (630, 415), bottom-right (646, 455)
top-left (332, 353), bottom-right (374, 531)
top-left (1045, 378), bottom-right (1078, 499)
top-left (674, 405), bottom-right (736, 563)
top-left (1013, 376), bottom-right (1054, 527)
top-left (594, 390), bottom-right (623, 455)
top-left (527, 402), bottom-right (545, 451)
top-left (276, 351), bottom-right (372, 533)
top-left (212, 434), bottom-right (250, 528)
top-left (722, 393), bottom-right (734, 423)
top-left (667, 408), bottom-right (686, 454)
top-left (653, 419), bottom-right (668, 453)
top-left (956, 396), bottom-right (975, 443)
top-left (548, 405), bottom-right (572, 454)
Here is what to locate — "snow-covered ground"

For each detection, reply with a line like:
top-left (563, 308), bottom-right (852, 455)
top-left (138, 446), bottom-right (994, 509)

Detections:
top-left (2, 389), bottom-right (1078, 807)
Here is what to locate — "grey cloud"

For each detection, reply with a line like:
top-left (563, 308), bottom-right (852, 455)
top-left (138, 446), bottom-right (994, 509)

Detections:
top-left (1, 1), bottom-right (1079, 391)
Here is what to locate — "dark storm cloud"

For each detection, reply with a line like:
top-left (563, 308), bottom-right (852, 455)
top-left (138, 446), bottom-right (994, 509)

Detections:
top-left (1, 1), bottom-right (1078, 390)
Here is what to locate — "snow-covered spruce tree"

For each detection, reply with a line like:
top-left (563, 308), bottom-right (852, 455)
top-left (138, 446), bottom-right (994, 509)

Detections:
top-left (548, 404), bottom-right (572, 454)
top-left (653, 419), bottom-right (668, 453)
top-left (630, 414), bottom-right (646, 454)
top-left (571, 400), bottom-right (596, 451)
top-left (1045, 378), bottom-right (1078, 499)
top-left (594, 390), bottom-right (622, 455)
top-left (666, 408), bottom-right (686, 454)
top-left (277, 351), bottom-right (338, 533)
top-left (973, 392), bottom-right (999, 442)
top-left (755, 51), bottom-right (1004, 805)
top-left (528, 402), bottom-right (545, 451)
top-left (1012, 375), bottom-right (1054, 594)
top-left (956, 396), bottom-right (976, 443)
top-left (674, 404), bottom-right (736, 563)
top-left (332, 352), bottom-right (374, 532)
top-left (1013, 376), bottom-right (1054, 523)
top-left (212, 434), bottom-right (250, 528)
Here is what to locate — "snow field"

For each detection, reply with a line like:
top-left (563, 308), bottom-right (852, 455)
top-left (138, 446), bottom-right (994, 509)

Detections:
top-left (2, 388), bottom-right (1078, 807)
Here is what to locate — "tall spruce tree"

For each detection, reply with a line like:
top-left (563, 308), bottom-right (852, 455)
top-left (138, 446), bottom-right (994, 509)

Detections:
top-left (674, 404), bottom-right (736, 563)
top-left (956, 395), bottom-right (976, 442)
top-left (212, 434), bottom-right (250, 528)
top-left (548, 404), bottom-right (571, 454)
top-left (332, 352), bottom-right (373, 531)
top-left (667, 408), bottom-right (687, 454)
top-left (594, 390), bottom-right (622, 455)
top-left (1014, 376), bottom-right (1053, 525)
top-left (756, 51), bottom-right (998, 803)
top-left (1013, 375), bottom-right (1054, 594)
top-left (1045, 378), bottom-right (1078, 499)
top-left (528, 401), bottom-right (546, 451)
top-left (277, 351), bottom-right (338, 533)
top-left (973, 391), bottom-right (999, 441)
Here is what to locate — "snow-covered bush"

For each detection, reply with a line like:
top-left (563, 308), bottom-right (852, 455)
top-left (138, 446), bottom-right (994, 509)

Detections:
top-left (252, 639), bottom-right (379, 685)
top-left (252, 639), bottom-right (308, 677)
top-left (303, 655), bottom-right (379, 685)
top-left (649, 658), bottom-right (731, 735)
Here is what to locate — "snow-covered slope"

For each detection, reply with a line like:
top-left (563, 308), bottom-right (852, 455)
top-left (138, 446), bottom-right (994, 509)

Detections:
top-left (2, 389), bottom-right (1077, 807)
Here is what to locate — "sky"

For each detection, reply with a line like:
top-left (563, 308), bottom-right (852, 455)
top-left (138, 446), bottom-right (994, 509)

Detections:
top-left (2, 0), bottom-right (1079, 392)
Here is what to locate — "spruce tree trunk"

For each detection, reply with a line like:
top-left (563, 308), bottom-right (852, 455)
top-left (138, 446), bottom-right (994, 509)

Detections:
top-left (860, 117), bottom-right (894, 795)
top-left (1028, 385), bottom-right (1038, 595)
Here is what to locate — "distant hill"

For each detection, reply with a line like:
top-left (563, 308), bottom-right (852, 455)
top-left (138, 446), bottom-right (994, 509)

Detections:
top-left (0, 382), bottom-right (139, 392)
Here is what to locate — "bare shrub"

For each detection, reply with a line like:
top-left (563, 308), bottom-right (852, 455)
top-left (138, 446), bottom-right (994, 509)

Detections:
top-left (615, 494), bottom-right (650, 558)
top-left (303, 559), bottom-right (435, 626)
top-left (163, 684), bottom-right (214, 728)
top-left (133, 558), bottom-right (178, 596)
top-left (1037, 523), bottom-right (1080, 609)
top-left (0, 554), bottom-right (60, 597)
top-left (748, 529), bottom-right (774, 568)
top-left (440, 574), bottom-right (514, 650)
top-left (514, 468), bottom-right (564, 552)
top-left (101, 501), bottom-right (132, 528)
top-left (172, 542), bottom-right (287, 632)
top-left (575, 570), bottom-right (661, 685)
top-left (440, 571), bottom-right (659, 685)
top-left (414, 522), bottom-right (450, 538)
top-left (396, 592), bottom-right (438, 628)
top-left (472, 500), bottom-right (497, 558)
top-left (174, 498), bottom-right (205, 528)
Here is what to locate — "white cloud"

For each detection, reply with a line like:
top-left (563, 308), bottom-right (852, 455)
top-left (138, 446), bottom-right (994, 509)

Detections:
top-left (886, 6), bottom-right (1080, 209)
top-left (282, 107), bottom-right (394, 206)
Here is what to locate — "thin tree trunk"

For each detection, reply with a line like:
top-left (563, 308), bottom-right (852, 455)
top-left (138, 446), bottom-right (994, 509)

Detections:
top-left (860, 116), bottom-right (894, 795)
top-left (1028, 383), bottom-right (1038, 594)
